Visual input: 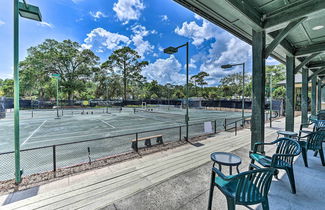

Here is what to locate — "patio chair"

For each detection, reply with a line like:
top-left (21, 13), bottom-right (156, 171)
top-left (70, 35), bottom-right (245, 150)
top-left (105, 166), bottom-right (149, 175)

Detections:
top-left (298, 115), bottom-right (318, 138)
top-left (249, 138), bottom-right (301, 194)
top-left (298, 130), bottom-right (325, 167)
top-left (208, 164), bottom-right (275, 210)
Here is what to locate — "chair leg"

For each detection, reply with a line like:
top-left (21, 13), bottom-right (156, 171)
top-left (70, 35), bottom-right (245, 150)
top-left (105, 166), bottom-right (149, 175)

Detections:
top-left (226, 197), bottom-right (236, 210)
top-left (286, 168), bottom-right (296, 194)
top-left (261, 198), bottom-right (269, 210)
top-left (319, 149), bottom-right (325, 166)
top-left (301, 147), bottom-right (308, 167)
top-left (208, 171), bottom-right (216, 210)
top-left (249, 159), bottom-right (255, 170)
top-left (274, 169), bottom-right (279, 180)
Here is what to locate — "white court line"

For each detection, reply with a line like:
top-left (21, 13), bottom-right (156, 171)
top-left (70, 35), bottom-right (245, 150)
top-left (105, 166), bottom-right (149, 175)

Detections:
top-left (100, 120), bottom-right (116, 128)
top-left (22, 120), bottom-right (47, 145)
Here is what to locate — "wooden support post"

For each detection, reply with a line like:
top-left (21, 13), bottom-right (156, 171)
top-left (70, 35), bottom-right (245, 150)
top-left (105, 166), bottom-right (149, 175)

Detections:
top-left (311, 77), bottom-right (317, 115)
top-left (301, 68), bottom-right (309, 127)
top-left (285, 56), bottom-right (295, 131)
top-left (251, 30), bottom-right (265, 152)
top-left (318, 79), bottom-right (322, 112)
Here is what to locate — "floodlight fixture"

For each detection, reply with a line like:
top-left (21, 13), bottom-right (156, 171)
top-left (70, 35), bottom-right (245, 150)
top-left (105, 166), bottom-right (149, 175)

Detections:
top-left (18, 1), bottom-right (42, 22)
top-left (164, 47), bottom-right (178, 54)
top-left (221, 64), bottom-right (233, 69)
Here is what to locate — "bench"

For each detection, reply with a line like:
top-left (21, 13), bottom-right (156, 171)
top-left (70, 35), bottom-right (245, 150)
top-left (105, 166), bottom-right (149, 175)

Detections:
top-left (131, 135), bottom-right (163, 151)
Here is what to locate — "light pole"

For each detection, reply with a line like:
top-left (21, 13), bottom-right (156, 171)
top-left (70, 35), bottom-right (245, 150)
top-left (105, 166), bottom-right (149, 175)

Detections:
top-left (60, 86), bottom-right (64, 116)
top-left (106, 80), bottom-right (109, 114)
top-left (52, 74), bottom-right (61, 119)
top-left (13, 0), bottom-right (42, 184)
top-left (164, 42), bottom-right (189, 141)
top-left (221, 63), bottom-right (245, 126)
top-left (166, 83), bottom-right (172, 110)
top-left (268, 72), bottom-right (275, 127)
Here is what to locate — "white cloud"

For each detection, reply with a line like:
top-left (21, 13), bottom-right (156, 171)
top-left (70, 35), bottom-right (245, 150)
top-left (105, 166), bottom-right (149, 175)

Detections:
top-left (83, 28), bottom-right (131, 50)
top-left (199, 37), bottom-right (251, 85)
top-left (38, 21), bottom-right (54, 28)
top-left (142, 55), bottom-right (185, 85)
top-left (0, 20), bottom-right (5, 26)
top-left (160, 15), bottom-right (168, 22)
top-left (266, 57), bottom-right (280, 65)
top-left (113, 0), bottom-right (145, 24)
top-left (131, 25), bottom-right (154, 57)
top-left (175, 15), bottom-right (218, 46)
top-left (89, 11), bottom-right (108, 20)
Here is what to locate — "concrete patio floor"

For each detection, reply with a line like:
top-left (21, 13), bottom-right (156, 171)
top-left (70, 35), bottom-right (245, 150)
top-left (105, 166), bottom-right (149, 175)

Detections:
top-left (1, 116), bottom-right (324, 209)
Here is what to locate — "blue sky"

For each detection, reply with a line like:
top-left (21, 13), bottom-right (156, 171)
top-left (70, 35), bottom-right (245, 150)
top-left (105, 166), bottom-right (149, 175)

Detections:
top-left (0, 0), bottom-right (279, 85)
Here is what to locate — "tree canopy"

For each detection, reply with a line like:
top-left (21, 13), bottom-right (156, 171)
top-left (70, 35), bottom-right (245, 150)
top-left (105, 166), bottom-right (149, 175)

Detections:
top-left (0, 39), bottom-right (288, 102)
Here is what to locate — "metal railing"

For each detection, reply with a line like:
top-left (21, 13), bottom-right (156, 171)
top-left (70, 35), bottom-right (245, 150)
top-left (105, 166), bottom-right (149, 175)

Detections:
top-left (0, 115), bottom-right (268, 181)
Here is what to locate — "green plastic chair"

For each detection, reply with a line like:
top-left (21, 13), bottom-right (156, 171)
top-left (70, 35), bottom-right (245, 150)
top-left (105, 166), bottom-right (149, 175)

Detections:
top-left (298, 130), bottom-right (325, 167)
top-left (249, 138), bottom-right (301, 194)
top-left (208, 164), bottom-right (275, 210)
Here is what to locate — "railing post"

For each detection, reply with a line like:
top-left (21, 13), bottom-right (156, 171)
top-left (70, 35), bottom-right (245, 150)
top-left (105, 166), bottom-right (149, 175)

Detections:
top-left (179, 126), bottom-right (182, 140)
top-left (135, 133), bottom-right (139, 152)
top-left (224, 118), bottom-right (227, 130)
top-left (214, 120), bottom-right (217, 134)
top-left (235, 122), bottom-right (237, 136)
top-left (52, 145), bottom-right (56, 172)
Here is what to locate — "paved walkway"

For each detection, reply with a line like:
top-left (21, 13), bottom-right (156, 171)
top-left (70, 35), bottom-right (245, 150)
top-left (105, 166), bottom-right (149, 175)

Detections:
top-left (1, 117), bottom-right (324, 209)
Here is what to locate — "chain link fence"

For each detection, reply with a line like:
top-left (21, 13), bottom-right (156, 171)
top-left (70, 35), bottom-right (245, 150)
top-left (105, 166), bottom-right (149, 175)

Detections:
top-left (0, 112), bottom-right (265, 181)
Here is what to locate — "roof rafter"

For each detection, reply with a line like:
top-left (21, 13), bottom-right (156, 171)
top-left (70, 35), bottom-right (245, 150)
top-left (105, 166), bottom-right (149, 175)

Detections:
top-left (295, 42), bottom-right (325, 57)
top-left (225, 0), bottom-right (263, 28)
top-left (264, 0), bottom-right (325, 32)
top-left (308, 67), bottom-right (325, 81)
top-left (265, 17), bottom-right (306, 58)
top-left (307, 61), bottom-right (325, 69)
top-left (295, 53), bottom-right (321, 74)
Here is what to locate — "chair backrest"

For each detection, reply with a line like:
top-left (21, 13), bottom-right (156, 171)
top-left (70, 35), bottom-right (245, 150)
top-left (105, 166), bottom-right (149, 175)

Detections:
top-left (272, 138), bottom-right (301, 167)
top-left (235, 168), bottom-right (275, 204)
top-left (314, 120), bottom-right (325, 131)
top-left (307, 130), bottom-right (325, 150)
top-left (309, 115), bottom-right (317, 124)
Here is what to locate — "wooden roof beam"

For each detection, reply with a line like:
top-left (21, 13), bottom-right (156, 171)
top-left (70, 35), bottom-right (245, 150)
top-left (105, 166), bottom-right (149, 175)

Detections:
top-left (265, 17), bottom-right (306, 58)
top-left (295, 53), bottom-right (321, 74)
top-left (307, 61), bottom-right (325, 69)
top-left (264, 0), bottom-right (325, 32)
top-left (225, 0), bottom-right (263, 29)
top-left (295, 42), bottom-right (325, 57)
top-left (308, 67), bottom-right (325, 81)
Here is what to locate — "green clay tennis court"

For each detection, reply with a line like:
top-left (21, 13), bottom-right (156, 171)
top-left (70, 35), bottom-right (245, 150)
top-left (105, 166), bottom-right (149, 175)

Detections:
top-left (0, 106), bottom-right (250, 180)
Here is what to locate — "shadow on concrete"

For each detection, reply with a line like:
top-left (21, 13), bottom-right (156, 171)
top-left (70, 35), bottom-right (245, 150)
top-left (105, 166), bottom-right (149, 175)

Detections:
top-left (3, 186), bottom-right (39, 206)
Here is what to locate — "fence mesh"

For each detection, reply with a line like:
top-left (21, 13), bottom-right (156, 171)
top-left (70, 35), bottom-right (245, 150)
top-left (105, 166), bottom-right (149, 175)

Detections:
top-left (0, 110), bottom-right (256, 181)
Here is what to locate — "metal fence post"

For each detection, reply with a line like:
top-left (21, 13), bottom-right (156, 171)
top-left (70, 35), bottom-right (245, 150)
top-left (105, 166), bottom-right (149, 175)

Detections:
top-left (135, 133), bottom-right (139, 152)
top-left (214, 120), bottom-right (217, 134)
top-left (235, 122), bottom-right (237, 136)
top-left (52, 145), bottom-right (56, 172)
top-left (179, 126), bottom-right (182, 140)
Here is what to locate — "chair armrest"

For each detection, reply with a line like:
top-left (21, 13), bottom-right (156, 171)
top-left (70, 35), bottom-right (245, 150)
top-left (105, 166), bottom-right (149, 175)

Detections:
top-left (249, 163), bottom-right (261, 170)
top-left (300, 122), bottom-right (313, 127)
top-left (298, 132), bottom-right (313, 141)
top-left (252, 141), bottom-right (277, 153)
top-left (212, 167), bottom-right (233, 181)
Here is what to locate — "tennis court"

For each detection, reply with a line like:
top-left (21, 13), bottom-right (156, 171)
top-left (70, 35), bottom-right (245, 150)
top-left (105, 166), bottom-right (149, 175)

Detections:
top-left (0, 106), bottom-right (249, 180)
